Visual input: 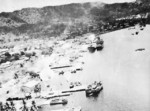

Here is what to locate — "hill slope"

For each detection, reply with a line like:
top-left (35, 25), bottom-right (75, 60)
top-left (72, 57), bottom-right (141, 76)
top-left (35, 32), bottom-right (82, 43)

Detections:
top-left (0, 0), bottom-right (150, 38)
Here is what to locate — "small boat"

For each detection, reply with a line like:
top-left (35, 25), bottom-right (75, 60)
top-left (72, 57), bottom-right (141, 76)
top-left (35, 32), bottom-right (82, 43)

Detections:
top-left (88, 38), bottom-right (104, 52)
top-left (96, 39), bottom-right (104, 51)
top-left (86, 81), bottom-right (103, 97)
top-left (96, 44), bottom-right (103, 51)
top-left (135, 48), bottom-right (145, 51)
top-left (50, 99), bottom-right (68, 105)
top-left (88, 46), bottom-right (96, 53)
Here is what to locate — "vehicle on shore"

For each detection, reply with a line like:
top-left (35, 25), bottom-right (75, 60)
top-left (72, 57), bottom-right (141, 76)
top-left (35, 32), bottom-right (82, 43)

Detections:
top-left (50, 98), bottom-right (68, 105)
top-left (69, 82), bottom-right (82, 89)
top-left (86, 81), bottom-right (103, 97)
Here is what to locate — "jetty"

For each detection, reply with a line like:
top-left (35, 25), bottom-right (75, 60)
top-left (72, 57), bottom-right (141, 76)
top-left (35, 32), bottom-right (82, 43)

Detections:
top-left (62, 86), bottom-right (86, 93)
top-left (51, 65), bottom-right (72, 69)
top-left (42, 93), bottom-right (71, 99)
top-left (41, 86), bottom-right (87, 99)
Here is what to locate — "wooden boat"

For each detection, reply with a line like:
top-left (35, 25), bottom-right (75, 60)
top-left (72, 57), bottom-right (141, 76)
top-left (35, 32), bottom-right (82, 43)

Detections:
top-left (50, 99), bottom-right (68, 105)
top-left (86, 81), bottom-right (103, 97)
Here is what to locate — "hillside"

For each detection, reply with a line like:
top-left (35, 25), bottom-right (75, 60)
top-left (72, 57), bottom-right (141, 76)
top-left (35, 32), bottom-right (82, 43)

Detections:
top-left (0, 0), bottom-right (150, 38)
top-left (0, 2), bottom-right (103, 37)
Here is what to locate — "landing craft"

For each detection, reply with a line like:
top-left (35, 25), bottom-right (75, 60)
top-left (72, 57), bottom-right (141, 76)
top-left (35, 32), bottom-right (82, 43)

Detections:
top-left (96, 37), bottom-right (104, 51)
top-left (88, 35), bottom-right (104, 52)
top-left (50, 98), bottom-right (68, 105)
top-left (86, 81), bottom-right (103, 97)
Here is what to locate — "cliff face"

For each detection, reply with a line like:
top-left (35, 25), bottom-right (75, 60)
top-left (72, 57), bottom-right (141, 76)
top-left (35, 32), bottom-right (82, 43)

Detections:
top-left (0, 1), bottom-right (149, 38)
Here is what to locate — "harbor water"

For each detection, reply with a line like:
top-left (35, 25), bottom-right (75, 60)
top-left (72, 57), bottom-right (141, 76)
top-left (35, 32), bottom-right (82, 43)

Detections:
top-left (40, 27), bottom-right (150, 111)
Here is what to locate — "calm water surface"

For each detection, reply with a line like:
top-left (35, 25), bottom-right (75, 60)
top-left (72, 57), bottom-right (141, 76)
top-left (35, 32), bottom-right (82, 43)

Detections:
top-left (40, 29), bottom-right (150, 111)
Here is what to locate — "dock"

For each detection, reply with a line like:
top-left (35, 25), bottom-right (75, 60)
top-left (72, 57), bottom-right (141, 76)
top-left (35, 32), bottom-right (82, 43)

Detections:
top-left (42, 92), bottom-right (71, 99)
top-left (51, 65), bottom-right (72, 69)
top-left (61, 86), bottom-right (86, 93)
top-left (41, 86), bottom-right (87, 99)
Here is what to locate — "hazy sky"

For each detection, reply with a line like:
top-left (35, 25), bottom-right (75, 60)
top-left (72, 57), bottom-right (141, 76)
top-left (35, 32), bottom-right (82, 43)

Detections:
top-left (0, 0), bottom-right (135, 12)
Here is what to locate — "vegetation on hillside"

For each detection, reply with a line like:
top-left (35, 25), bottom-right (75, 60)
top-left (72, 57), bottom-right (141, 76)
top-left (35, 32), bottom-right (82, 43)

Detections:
top-left (0, 0), bottom-right (150, 38)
